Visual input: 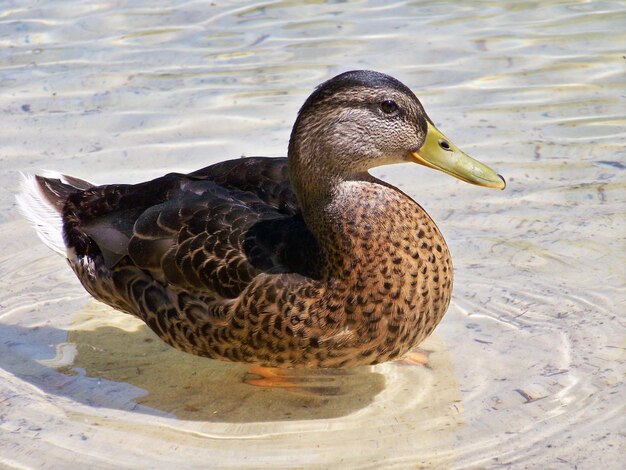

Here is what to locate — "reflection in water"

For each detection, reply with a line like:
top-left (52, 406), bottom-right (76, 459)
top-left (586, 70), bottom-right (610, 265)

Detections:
top-left (60, 303), bottom-right (461, 425)
top-left (0, 299), bottom-right (463, 467)
top-left (63, 305), bottom-right (389, 422)
top-left (1, 0), bottom-right (624, 467)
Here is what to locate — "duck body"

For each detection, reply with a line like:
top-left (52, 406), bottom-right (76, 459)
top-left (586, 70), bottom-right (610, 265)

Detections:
top-left (19, 70), bottom-right (503, 368)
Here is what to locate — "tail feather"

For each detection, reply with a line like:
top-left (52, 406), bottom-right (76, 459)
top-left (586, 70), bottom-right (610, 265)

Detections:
top-left (16, 171), bottom-right (93, 256)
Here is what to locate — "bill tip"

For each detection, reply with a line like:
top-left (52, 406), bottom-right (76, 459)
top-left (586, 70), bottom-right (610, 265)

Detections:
top-left (498, 174), bottom-right (506, 190)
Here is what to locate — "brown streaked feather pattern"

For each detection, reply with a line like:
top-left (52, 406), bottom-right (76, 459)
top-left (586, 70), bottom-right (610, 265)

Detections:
top-left (24, 70), bottom-right (472, 369)
top-left (60, 164), bottom-right (451, 368)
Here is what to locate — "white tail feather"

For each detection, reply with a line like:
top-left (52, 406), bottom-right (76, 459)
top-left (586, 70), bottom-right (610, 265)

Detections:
top-left (16, 172), bottom-right (67, 256)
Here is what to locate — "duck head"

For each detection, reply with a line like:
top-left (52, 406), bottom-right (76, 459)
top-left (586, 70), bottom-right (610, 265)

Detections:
top-left (287, 70), bottom-right (505, 206)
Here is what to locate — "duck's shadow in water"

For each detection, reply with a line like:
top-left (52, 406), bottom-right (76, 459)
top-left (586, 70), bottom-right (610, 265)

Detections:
top-left (65, 324), bottom-right (387, 423)
top-left (0, 304), bottom-right (387, 422)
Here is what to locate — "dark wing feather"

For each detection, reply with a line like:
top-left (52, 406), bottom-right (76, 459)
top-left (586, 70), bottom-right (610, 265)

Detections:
top-left (189, 157), bottom-right (299, 214)
top-left (63, 157), bottom-right (319, 299)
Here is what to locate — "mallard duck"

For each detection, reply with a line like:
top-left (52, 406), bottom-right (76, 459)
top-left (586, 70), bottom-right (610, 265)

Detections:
top-left (18, 70), bottom-right (504, 369)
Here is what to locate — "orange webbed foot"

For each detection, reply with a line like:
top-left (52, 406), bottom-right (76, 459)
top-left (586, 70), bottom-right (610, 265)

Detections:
top-left (396, 349), bottom-right (431, 367)
top-left (244, 365), bottom-right (299, 390)
top-left (243, 365), bottom-right (346, 395)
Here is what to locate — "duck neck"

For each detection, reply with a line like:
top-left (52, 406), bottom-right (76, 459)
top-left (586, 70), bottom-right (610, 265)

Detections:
top-left (287, 107), bottom-right (376, 245)
top-left (288, 148), bottom-right (365, 276)
top-left (289, 153), bottom-right (399, 281)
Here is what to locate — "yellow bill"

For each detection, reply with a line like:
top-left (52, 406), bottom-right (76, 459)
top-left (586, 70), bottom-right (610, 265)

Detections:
top-left (411, 121), bottom-right (506, 190)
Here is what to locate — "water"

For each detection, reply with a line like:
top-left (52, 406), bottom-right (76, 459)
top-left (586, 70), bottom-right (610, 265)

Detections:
top-left (1, 1), bottom-right (624, 468)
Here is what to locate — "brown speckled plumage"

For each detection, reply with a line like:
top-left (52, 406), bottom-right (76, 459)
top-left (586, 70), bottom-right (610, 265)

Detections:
top-left (21, 70), bottom-right (504, 369)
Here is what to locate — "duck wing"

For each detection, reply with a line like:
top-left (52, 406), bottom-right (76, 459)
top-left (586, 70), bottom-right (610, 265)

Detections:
top-left (189, 156), bottom-right (299, 215)
top-left (65, 157), bottom-right (319, 299)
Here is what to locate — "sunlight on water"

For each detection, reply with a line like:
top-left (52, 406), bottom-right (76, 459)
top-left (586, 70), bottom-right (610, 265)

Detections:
top-left (1, 1), bottom-right (624, 468)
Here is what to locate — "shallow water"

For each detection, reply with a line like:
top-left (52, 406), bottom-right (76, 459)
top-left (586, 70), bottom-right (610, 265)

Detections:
top-left (1, 1), bottom-right (624, 468)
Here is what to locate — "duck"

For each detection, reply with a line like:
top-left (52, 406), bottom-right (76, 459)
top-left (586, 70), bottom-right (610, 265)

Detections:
top-left (18, 70), bottom-right (505, 370)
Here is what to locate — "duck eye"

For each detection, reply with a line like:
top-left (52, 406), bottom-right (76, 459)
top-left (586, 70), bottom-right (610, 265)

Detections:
top-left (380, 100), bottom-right (399, 114)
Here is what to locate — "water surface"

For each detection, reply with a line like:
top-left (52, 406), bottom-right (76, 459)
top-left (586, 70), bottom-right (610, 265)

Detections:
top-left (1, 1), bottom-right (624, 468)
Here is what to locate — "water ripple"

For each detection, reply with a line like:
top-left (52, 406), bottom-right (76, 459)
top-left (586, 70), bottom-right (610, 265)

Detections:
top-left (1, 0), bottom-right (624, 468)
